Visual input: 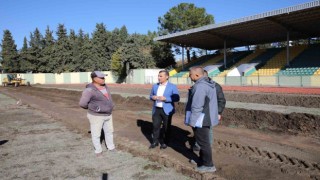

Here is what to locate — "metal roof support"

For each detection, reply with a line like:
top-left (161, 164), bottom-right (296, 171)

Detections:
top-left (205, 49), bottom-right (208, 60)
top-left (224, 40), bottom-right (227, 68)
top-left (182, 46), bottom-right (185, 70)
top-left (287, 31), bottom-right (290, 67)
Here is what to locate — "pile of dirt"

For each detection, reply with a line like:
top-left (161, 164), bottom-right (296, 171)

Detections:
top-left (221, 108), bottom-right (320, 137)
top-left (17, 87), bottom-right (320, 137)
top-left (224, 92), bottom-right (320, 108)
top-left (111, 94), bottom-right (320, 137)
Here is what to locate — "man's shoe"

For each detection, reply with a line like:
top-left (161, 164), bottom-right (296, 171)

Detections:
top-left (195, 165), bottom-right (217, 173)
top-left (95, 152), bottom-right (103, 158)
top-left (160, 143), bottom-right (167, 149)
top-left (189, 159), bottom-right (197, 165)
top-left (108, 149), bottom-right (117, 153)
top-left (149, 142), bottom-right (159, 149)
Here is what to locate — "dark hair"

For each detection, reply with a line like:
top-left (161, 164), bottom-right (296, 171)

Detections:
top-left (159, 69), bottom-right (169, 77)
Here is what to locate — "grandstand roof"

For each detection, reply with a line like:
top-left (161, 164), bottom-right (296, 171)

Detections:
top-left (154, 1), bottom-right (320, 50)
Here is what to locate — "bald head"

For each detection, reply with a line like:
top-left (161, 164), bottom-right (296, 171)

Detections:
top-left (189, 66), bottom-right (204, 82)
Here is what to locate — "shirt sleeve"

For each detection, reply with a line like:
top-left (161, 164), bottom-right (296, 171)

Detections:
top-left (79, 88), bottom-right (92, 109)
top-left (215, 83), bottom-right (226, 114)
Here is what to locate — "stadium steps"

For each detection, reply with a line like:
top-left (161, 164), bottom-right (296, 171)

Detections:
top-left (218, 49), bottom-right (265, 77)
top-left (287, 44), bottom-right (320, 67)
top-left (250, 45), bottom-right (306, 76)
top-left (201, 54), bottom-right (224, 67)
top-left (170, 54), bottom-right (218, 77)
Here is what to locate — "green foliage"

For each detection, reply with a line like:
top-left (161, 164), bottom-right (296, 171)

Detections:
top-left (19, 37), bottom-right (33, 72)
top-left (1, 22), bottom-right (177, 74)
top-left (158, 3), bottom-right (214, 34)
top-left (1, 30), bottom-right (19, 73)
top-left (40, 26), bottom-right (55, 72)
top-left (91, 23), bottom-right (112, 70)
top-left (54, 24), bottom-right (72, 73)
top-left (79, 33), bottom-right (95, 72)
top-left (148, 31), bottom-right (175, 68)
top-left (111, 47), bottom-right (123, 75)
top-left (158, 3), bottom-right (214, 63)
top-left (28, 28), bottom-right (44, 72)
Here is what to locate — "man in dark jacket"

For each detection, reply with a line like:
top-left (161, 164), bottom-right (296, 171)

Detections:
top-left (185, 66), bottom-right (218, 173)
top-left (79, 71), bottom-right (115, 157)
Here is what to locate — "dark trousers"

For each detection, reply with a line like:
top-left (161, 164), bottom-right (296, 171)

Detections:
top-left (194, 126), bottom-right (213, 167)
top-left (152, 107), bottom-right (172, 144)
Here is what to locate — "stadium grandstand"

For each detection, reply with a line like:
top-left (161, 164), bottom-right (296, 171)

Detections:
top-left (154, 0), bottom-right (320, 87)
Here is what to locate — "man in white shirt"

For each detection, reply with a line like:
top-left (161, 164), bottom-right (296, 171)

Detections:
top-left (149, 70), bottom-right (180, 149)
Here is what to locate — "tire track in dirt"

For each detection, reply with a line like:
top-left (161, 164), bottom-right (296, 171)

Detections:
top-left (2, 86), bottom-right (319, 179)
top-left (215, 139), bottom-right (320, 178)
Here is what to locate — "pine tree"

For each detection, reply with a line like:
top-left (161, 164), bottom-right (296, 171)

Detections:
top-left (29, 28), bottom-right (44, 72)
top-left (19, 37), bottom-right (33, 72)
top-left (119, 25), bottom-right (128, 42)
top-left (67, 29), bottom-right (78, 72)
top-left (1, 30), bottom-right (19, 73)
top-left (92, 23), bottom-right (112, 70)
top-left (41, 26), bottom-right (55, 72)
top-left (54, 24), bottom-right (72, 73)
top-left (79, 33), bottom-right (94, 71)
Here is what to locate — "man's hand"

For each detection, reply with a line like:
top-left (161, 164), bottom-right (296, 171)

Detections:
top-left (158, 96), bottom-right (166, 101)
top-left (218, 115), bottom-right (222, 121)
top-left (152, 96), bottom-right (158, 100)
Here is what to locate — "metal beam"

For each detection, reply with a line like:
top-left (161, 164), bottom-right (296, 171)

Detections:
top-left (203, 31), bottom-right (252, 46)
top-left (266, 17), bottom-right (312, 37)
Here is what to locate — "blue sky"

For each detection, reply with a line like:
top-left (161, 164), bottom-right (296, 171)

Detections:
top-left (0, 0), bottom-right (313, 49)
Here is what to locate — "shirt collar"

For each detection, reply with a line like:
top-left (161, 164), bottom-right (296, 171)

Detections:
top-left (160, 81), bottom-right (168, 86)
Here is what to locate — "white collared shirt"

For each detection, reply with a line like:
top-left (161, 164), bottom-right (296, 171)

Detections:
top-left (156, 81), bottom-right (167, 107)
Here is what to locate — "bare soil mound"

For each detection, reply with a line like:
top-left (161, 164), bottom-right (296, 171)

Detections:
top-left (111, 93), bottom-right (320, 137)
top-left (224, 92), bottom-right (320, 108)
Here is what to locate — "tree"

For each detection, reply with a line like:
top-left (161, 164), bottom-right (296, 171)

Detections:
top-left (68, 29), bottom-right (80, 72)
top-left (29, 28), bottom-right (44, 72)
top-left (148, 31), bottom-right (175, 68)
top-left (119, 25), bottom-right (128, 42)
top-left (1, 30), bottom-right (19, 72)
top-left (111, 47), bottom-right (123, 75)
top-left (53, 24), bottom-right (72, 73)
top-left (79, 33), bottom-right (95, 71)
top-left (19, 37), bottom-right (33, 72)
top-left (91, 23), bottom-right (112, 70)
top-left (158, 3), bottom-right (214, 63)
top-left (40, 26), bottom-right (55, 72)
top-left (111, 33), bottom-right (157, 81)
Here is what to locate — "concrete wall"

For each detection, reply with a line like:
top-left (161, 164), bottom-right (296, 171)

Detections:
top-left (0, 71), bottom-right (117, 85)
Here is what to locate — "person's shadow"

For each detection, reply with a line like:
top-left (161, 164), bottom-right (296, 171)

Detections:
top-left (137, 119), bottom-right (199, 164)
top-left (0, 140), bottom-right (8, 146)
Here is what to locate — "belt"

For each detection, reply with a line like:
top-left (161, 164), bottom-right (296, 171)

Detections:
top-left (156, 107), bottom-right (163, 109)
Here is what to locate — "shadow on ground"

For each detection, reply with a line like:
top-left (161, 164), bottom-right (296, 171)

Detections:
top-left (137, 119), bottom-right (199, 164)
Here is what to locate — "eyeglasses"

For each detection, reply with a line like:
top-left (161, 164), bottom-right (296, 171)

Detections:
top-left (98, 77), bottom-right (105, 80)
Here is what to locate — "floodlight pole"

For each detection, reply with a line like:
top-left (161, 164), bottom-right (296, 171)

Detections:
top-left (286, 31), bottom-right (290, 67)
top-left (224, 39), bottom-right (227, 68)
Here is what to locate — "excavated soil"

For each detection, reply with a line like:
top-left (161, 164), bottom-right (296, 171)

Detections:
top-left (1, 86), bottom-right (320, 180)
top-left (224, 92), bottom-right (320, 108)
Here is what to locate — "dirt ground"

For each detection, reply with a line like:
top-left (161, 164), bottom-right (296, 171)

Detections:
top-left (1, 85), bottom-right (320, 180)
top-left (0, 94), bottom-right (190, 180)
